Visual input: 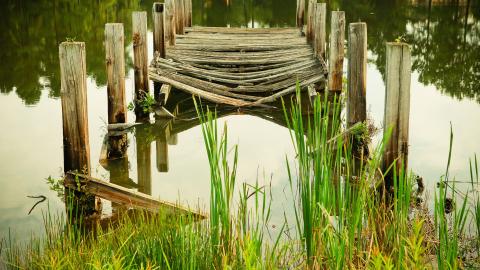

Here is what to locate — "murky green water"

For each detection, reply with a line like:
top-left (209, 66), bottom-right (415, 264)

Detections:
top-left (1, 0), bottom-right (479, 240)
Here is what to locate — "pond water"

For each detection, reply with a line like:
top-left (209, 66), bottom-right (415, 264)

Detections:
top-left (1, 0), bottom-right (479, 241)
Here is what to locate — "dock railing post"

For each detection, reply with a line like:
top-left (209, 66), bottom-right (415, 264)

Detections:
top-left (153, 3), bottom-right (166, 102)
top-left (165, 0), bottom-right (176, 46)
top-left (132, 12), bottom-right (150, 120)
top-left (105, 23), bottom-right (128, 158)
top-left (175, 0), bottom-right (185, 34)
top-left (382, 42), bottom-right (411, 193)
top-left (306, 0), bottom-right (315, 43)
top-left (59, 42), bottom-right (98, 219)
top-left (328, 11), bottom-right (345, 93)
top-left (296, 0), bottom-right (305, 32)
top-left (314, 3), bottom-right (326, 60)
top-left (347, 22), bottom-right (367, 130)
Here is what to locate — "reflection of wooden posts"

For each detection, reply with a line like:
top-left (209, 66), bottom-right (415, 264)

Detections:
top-left (175, 0), bottom-right (185, 34)
top-left (184, 0), bottom-right (192, 27)
top-left (347, 23), bottom-right (367, 129)
top-left (382, 43), bottom-right (411, 192)
top-left (105, 23), bottom-right (128, 158)
top-left (296, 0), bottom-right (305, 31)
top-left (59, 42), bottom-right (98, 217)
top-left (165, 0), bottom-right (176, 46)
top-left (153, 3), bottom-right (166, 102)
top-left (306, 0), bottom-right (315, 43)
top-left (136, 129), bottom-right (152, 195)
top-left (314, 3), bottom-right (326, 60)
top-left (132, 12), bottom-right (149, 120)
top-left (156, 130), bottom-right (169, 172)
top-left (168, 133), bottom-right (178, 145)
top-left (328, 11), bottom-right (345, 93)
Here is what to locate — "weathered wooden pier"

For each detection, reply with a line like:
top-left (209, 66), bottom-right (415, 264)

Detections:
top-left (58, 0), bottom-right (412, 218)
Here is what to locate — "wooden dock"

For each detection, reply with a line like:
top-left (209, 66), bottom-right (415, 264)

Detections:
top-left (149, 26), bottom-right (327, 107)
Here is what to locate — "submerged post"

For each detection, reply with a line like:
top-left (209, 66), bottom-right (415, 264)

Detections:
top-left (153, 3), bottom-right (166, 58)
top-left (165, 0), bottom-right (176, 46)
top-left (132, 12), bottom-right (150, 120)
top-left (328, 11), bottom-right (345, 92)
top-left (296, 0), bottom-right (305, 32)
top-left (306, 0), bottom-right (315, 43)
top-left (105, 23), bottom-right (128, 158)
top-left (382, 42), bottom-right (411, 192)
top-left (175, 0), bottom-right (185, 35)
top-left (59, 42), bottom-right (98, 217)
top-left (347, 22), bottom-right (367, 129)
top-left (314, 3), bottom-right (326, 60)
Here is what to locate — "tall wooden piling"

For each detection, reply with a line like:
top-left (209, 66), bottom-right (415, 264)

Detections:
top-left (105, 23), bottom-right (127, 124)
top-left (314, 3), bottom-right (326, 60)
top-left (59, 42), bottom-right (98, 217)
top-left (132, 12), bottom-right (149, 120)
top-left (105, 23), bottom-right (128, 158)
top-left (184, 0), bottom-right (192, 27)
top-left (382, 42), bottom-right (411, 191)
top-left (175, 0), bottom-right (185, 35)
top-left (347, 23), bottom-right (367, 128)
top-left (296, 0), bottom-right (305, 31)
top-left (328, 11), bottom-right (345, 92)
top-left (153, 3), bottom-right (166, 58)
top-left (165, 0), bottom-right (176, 46)
top-left (306, 0), bottom-right (315, 43)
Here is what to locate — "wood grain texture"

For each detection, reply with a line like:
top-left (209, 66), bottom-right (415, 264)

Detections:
top-left (383, 42), bottom-right (411, 181)
top-left (347, 22), bottom-right (367, 128)
top-left (165, 0), bottom-right (176, 46)
top-left (328, 11), bottom-right (345, 92)
top-left (153, 3), bottom-right (166, 58)
top-left (314, 3), bottom-right (326, 60)
top-left (296, 0), bottom-right (305, 30)
top-left (59, 42), bottom-right (91, 173)
top-left (175, 0), bottom-right (185, 34)
top-left (133, 12), bottom-right (150, 119)
top-left (306, 0), bottom-right (315, 43)
top-left (105, 23), bottom-right (127, 124)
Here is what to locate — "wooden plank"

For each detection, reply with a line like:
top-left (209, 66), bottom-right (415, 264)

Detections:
top-left (382, 42), bottom-right (411, 190)
top-left (184, 26), bottom-right (300, 34)
top-left (347, 22), bottom-right (367, 128)
top-left (328, 11), bottom-right (345, 92)
top-left (65, 172), bottom-right (205, 219)
top-left (133, 11), bottom-right (150, 120)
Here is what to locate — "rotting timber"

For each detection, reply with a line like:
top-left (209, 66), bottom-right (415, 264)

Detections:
top-left (149, 26), bottom-right (328, 107)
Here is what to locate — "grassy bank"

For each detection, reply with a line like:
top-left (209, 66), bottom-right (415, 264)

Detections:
top-left (1, 92), bottom-right (479, 269)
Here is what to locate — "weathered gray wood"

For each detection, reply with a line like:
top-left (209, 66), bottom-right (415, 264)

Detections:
top-left (165, 0), bottom-right (176, 46)
top-left (105, 23), bottom-right (127, 124)
top-left (108, 123), bottom-right (141, 132)
top-left (59, 42), bottom-right (99, 217)
top-left (159, 84), bottom-right (172, 106)
top-left (383, 42), bottom-right (411, 188)
top-left (328, 11), bottom-right (345, 92)
top-left (185, 26), bottom-right (299, 34)
top-left (314, 3), bottom-right (326, 60)
top-left (133, 12), bottom-right (150, 120)
top-left (296, 0), bottom-right (305, 30)
top-left (65, 172), bottom-right (205, 219)
top-left (153, 3), bottom-right (166, 58)
top-left (347, 23), bottom-right (367, 128)
top-left (175, 0), bottom-right (185, 34)
top-left (306, 0), bottom-right (316, 44)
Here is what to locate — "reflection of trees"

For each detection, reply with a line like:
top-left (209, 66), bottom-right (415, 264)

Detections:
top-left (0, 0), bottom-right (155, 105)
top-left (1, 0), bottom-right (478, 105)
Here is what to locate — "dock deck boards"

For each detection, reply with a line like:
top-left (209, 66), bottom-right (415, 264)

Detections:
top-left (149, 27), bottom-right (328, 107)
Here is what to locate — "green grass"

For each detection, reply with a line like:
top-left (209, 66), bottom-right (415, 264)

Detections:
top-left (1, 90), bottom-right (479, 269)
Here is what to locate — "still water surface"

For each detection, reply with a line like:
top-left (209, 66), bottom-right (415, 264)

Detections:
top-left (1, 0), bottom-right (479, 240)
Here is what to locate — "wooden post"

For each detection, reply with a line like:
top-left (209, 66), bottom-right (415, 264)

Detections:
top-left (175, 0), bottom-right (185, 35)
top-left (347, 23), bottom-right (367, 129)
top-left (105, 23), bottom-right (128, 158)
top-left (156, 132), bottom-right (169, 172)
top-left (382, 42), bottom-right (411, 191)
top-left (136, 126), bottom-right (152, 195)
top-left (165, 0), bottom-right (176, 46)
top-left (296, 0), bottom-right (305, 32)
top-left (314, 3), bottom-right (326, 60)
top-left (184, 0), bottom-right (192, 27)
top-left (306, 0), bottom-right (315, 43)
top-left (153, 3), bottom-right (166, 58)
top-left (132, 12), bottom-right (149, 120)
top-left (328, 11), bottom-right (345, 92)
top-left (59, 42), bottom-right (98, 217)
